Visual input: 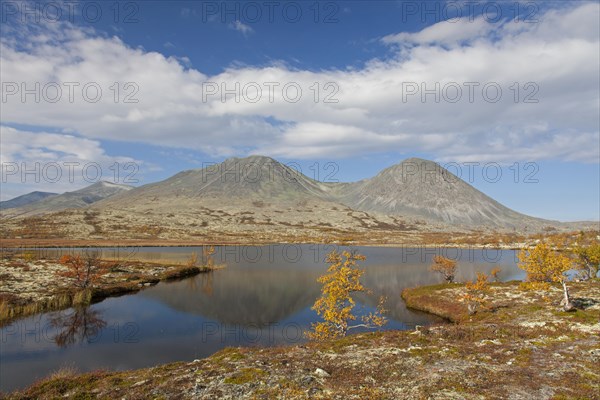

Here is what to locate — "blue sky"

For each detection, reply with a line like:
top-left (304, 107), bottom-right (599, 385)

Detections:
top-left (0, 0), bottom-right (599, 221)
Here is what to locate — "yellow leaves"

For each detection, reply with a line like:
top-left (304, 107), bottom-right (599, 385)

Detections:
top-left (459, 272), bottom-right (490, 314)
top-left (573, 243), bottom-right (600, 279)
top-left (466, 271), bottom-right (490, 292)
top-left (362, 296), bottom-right (388, 328)
top-left (518, 243), bottom-right (572, 284)
top-left (518, 243), bottom-right (577, 308)
top-left (519, 281), bottom-right (550, 291)
top-left (307, 250), bottom-right (387, 341)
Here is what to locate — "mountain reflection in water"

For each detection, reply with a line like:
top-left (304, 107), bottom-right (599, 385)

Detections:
top-left (0, 245), bottom-right (522, 392)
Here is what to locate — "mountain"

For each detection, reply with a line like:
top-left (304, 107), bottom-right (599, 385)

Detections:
top-left (1, 181), bottom-right (133, 217)
top-left (1, 156), bottom-right (577, 233)
top-left (336, 158), bottom-right (556, 229)
top-left (0, 191), bottom-right (57, 210)
top-left (95, 155), bottom-right (336, 210)
top-left (91, 155), bottom-right (560, 230)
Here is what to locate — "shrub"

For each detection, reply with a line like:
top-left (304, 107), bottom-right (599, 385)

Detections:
top-left (459, 272), bottom-right (490, 315)
top-left (57, 253), bottom-right (109, 289)
top-left (430, 255), bottom-right (457, 283)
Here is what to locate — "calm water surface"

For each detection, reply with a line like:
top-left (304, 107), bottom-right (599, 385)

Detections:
top-left (0, 245), bottom-right (524, 392)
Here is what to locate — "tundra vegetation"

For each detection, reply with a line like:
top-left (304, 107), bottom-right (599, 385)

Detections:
top-left (10, 278), bottom-right (599, 399)
top-left (0, 251), bottom-right (209, 325)
top-left (459, 271), bottom-right (491, 315)
top-left (3, 233), bottom-right (599, 398)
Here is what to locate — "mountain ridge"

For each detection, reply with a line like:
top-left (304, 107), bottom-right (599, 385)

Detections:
top-left (0, 191), bottom-right (58, 210)
top-left (2, 181), bottom-right (133, 217)
top-left (1, 156), bottom-right (589, 232)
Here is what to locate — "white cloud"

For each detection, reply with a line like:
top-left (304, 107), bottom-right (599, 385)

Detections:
top-left (229, 20), bottom-right (254, 36)
top-left (382, 16), bottom-right (493, 47)
top-left (0, 2), bottom-right (598, 165)
top-left (0, 126), bottom-right (140, 199)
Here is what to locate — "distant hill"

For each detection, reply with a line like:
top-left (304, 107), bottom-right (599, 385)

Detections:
top-left (95, 155), bottom-right (338, 211)
top-left (97, 156), bottom-right (558, 230)
top-left (0, 191), bottom-right (57, 210)
top-left (2, 156), bottom-right (589, 234)
top-left (2, 181), bottom-right (133, 217)
top-left (335, 158), bottom-right (557, 229)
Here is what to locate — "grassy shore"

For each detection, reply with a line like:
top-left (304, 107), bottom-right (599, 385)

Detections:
top-left (0, 255), bottom-right (209, 326)
top-left (4, 281), bottom-right (599, 399)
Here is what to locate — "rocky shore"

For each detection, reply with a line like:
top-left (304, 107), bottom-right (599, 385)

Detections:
top-left (4, 281), bottom-right (599, 399)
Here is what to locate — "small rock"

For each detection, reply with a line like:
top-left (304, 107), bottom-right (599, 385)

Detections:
top-left (132, 380), bottom-right (147, 387)
top-left (300, 375), bottom-right (315, 386)
top-left (314, 368), bottom-right (330, 378)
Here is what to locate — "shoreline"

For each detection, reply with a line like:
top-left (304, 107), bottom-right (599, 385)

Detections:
top-left (0, 257), bottom-right (210, 326)
top-left (5, 281), bottom-right (599, 398)
top-left (0, 238), bottom-right (526, 250)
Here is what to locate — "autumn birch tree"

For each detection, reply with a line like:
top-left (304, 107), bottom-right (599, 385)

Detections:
top-left (308, 250), bottom-right (387, 341)
top-left (518, 243), bottom-right (574, 311)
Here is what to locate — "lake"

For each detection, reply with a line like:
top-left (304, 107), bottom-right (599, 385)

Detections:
top-left (0, 245), bottom-right (524, 392)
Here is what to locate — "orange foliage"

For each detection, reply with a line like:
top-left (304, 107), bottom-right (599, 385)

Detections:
top-left (430, 255), bottom-right (457, 283)
top-left (58, 253), bottom-right (108, 289)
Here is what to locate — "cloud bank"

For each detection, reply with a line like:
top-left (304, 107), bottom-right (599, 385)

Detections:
top-left (1, 2), bottom-right (598, 168)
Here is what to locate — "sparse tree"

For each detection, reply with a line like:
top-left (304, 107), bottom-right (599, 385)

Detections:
top-left (58, 252), bottom-right (108, 289)
top-left (430, 255), bottom-right (457, 283)
top-left (518, 243), bottom-right (574, 311)
top-left (308, 250), bottom-right (387, 341)
top-left (573, 243), bottom-right (600, 280)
